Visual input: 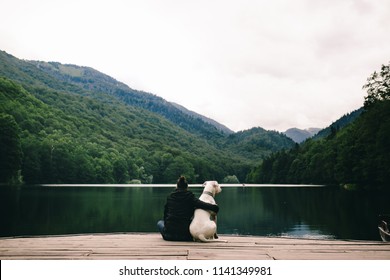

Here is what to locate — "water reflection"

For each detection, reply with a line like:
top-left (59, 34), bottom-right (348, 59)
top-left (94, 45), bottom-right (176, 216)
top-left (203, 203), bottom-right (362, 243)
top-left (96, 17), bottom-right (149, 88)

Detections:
top-left (0, 185), bottom-right (389, 240)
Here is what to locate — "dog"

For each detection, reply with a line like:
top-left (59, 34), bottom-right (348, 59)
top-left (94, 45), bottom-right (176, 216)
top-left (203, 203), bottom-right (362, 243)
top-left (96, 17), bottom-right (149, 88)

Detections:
top-left (189, 181), bottom-right (227, 242)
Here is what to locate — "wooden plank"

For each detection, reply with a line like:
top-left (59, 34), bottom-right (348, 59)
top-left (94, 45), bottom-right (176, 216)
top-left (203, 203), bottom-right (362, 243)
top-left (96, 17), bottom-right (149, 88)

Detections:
top-left (269, 251), bottom-right (390, 260)
top-left (188, 249), bottom-right (273, 260)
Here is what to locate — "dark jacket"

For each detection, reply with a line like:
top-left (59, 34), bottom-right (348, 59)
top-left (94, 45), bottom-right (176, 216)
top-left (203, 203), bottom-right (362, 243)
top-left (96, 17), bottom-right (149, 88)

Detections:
top-left (162, 188), bottom-right (219, 241)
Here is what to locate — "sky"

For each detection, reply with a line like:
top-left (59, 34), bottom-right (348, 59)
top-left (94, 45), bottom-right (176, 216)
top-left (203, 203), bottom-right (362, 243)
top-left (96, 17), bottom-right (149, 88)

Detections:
top-left (1, 0), bottom-right (390, 132)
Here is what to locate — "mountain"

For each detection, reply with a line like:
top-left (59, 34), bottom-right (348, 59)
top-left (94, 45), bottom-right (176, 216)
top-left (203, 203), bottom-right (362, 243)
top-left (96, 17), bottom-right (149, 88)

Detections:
top-left (283, 127), bottom-right (321, 143)
top-left (312, 108), bottom-right (364, 140)
top-left (224, 127), bottom-right (295, 161)
top-left (28, 60), bottom-right (230, 140)
top-left (284, 108), bottom-right (363, 144)
top-left (24, 57), bottom-right (294, 156)
top-left (171, 102), bottom-right (234, 135)
top-left (0, 50), bottom-right (294, 184)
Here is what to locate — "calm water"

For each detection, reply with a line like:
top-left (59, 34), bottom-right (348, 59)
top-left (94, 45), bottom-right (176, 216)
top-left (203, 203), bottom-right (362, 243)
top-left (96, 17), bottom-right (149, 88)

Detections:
top-left (1, 185), bottom-right (389, 240)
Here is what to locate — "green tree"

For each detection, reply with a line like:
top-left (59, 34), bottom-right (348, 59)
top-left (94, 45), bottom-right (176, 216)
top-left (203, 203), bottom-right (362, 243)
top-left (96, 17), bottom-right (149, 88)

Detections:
top-left (0, 113), bottom-right (23, 184)
top-left (222, 175), bottom-right (240, 184)
top-left (363, 62), bottom-right (390, 107)
top-left (163, 156), bottom-right (195, 183)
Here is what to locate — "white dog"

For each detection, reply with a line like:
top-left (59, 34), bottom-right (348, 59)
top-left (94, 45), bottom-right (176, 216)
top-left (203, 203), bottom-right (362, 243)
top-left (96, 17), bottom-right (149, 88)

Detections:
top-left (189, 181), bottom-right (227, 242)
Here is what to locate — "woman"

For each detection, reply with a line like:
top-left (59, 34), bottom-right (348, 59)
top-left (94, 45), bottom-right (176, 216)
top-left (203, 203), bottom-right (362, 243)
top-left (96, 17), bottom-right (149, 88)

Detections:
top-left (157, 176), bottom-right (219, 241)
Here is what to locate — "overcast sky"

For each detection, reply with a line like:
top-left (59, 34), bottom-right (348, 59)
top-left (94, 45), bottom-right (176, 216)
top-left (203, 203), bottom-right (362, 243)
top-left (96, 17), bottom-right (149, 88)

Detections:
top-left (1, 0), bottom-right (390, 132)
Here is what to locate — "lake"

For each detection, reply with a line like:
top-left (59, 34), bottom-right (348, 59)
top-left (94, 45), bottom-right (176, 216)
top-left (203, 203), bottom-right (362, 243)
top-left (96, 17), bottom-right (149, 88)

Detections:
top-left (1, 184), bottom-right (389, 240)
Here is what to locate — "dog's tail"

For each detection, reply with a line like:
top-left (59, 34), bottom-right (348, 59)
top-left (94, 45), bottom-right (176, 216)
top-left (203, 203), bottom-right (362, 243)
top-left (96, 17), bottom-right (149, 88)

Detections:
top-left (196, 234), bottom-right (228, 243)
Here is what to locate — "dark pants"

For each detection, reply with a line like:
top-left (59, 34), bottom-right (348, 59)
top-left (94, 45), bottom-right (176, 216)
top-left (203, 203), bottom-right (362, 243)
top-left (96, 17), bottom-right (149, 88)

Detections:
top-left (157, 220), bottom-right (165, 235)
top-left (156, 220), bottom-right (193, 241)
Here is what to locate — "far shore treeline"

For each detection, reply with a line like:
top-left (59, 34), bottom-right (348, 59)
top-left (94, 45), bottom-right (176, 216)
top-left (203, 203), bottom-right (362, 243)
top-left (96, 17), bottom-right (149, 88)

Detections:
top-left (0, 50), bottom-right (389, 189)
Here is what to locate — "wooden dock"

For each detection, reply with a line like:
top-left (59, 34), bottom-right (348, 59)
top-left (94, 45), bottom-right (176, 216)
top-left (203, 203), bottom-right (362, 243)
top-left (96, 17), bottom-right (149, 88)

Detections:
top-left (1, 233), bottom-right (390, 260)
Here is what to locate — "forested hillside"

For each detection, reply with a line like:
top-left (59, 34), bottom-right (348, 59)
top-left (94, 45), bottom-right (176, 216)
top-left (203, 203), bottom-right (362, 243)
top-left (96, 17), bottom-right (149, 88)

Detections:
top-left (170, 102), bottom-right (234, 135)
top-left (0, 50), bottom-right (294, 184)
top-left (312, 108), bottom-right (363, 140)
top-left (223, 127), bottom-right (294, 162)
top-left (248, 62), bottom-right (390, 189)
top-left (29, 60), bottom-right (231, 140)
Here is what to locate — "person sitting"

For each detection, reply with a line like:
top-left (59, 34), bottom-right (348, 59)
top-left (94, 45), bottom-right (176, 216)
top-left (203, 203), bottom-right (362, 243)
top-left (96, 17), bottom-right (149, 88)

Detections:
top-left (157, 176), bottom-right (219, 241)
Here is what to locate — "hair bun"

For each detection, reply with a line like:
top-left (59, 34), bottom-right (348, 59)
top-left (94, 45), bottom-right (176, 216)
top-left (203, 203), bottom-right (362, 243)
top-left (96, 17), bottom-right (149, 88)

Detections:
top-left (177, 176), bottom-right (188, 189)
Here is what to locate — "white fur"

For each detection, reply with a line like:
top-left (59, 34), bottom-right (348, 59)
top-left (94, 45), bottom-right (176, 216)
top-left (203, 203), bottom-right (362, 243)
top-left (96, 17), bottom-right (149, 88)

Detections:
top-left (189, 181), bottom-right (227, 242)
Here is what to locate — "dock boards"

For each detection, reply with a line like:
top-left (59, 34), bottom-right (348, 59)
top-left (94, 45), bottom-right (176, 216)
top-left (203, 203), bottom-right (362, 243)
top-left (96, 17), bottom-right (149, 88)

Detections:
top-left (1, 233), bottom-right (389, 260)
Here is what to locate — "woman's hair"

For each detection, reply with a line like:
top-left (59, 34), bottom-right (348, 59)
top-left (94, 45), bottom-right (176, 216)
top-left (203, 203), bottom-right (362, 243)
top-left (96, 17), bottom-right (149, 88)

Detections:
top-left (177, 176), bottom-right (188, 189)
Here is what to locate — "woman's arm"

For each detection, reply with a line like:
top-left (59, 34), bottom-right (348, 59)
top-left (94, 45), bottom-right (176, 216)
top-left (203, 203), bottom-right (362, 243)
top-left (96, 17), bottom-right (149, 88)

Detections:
top-left (193, 198), bottom-right (219, 214)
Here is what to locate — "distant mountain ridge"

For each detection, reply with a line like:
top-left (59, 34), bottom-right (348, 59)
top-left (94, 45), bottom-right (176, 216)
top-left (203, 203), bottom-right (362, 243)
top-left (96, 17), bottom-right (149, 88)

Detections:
top-left (283, 108), bottom-right (364, 143)
top-left (283, 127), bottom-right (321, 143)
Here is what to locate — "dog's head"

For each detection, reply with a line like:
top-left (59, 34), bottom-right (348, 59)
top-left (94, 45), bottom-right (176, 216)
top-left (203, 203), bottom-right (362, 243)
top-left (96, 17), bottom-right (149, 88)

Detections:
top-left (203, 181), bottom-right (222, 196)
